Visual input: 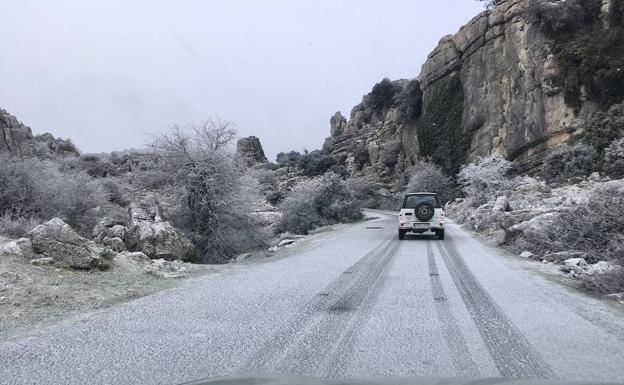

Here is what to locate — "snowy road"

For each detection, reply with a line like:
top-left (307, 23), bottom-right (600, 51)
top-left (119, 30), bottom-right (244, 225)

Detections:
top-left (2, 210), bottom-right (624, 384)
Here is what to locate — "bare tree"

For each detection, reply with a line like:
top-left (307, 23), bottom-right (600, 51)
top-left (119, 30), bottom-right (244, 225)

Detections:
top-left (149, 120), bottom-right (267, 262)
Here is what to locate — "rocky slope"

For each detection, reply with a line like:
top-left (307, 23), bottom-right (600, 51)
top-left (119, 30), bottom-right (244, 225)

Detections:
top-left (326, 0), bottom-right (618, 186)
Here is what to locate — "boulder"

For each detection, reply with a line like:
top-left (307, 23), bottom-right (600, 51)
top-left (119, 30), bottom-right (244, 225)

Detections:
top-left (0, 238), bottom-right (36, 259)
top-left (519, 251), bottom-right (533, 259)
top-left (92, 217), bottom-right (126, 242)
top-left (102, 237), bottom-right (126, 252)
top-left (28, 218), bottom-right (109, 269)
top-left (126, 203), bottom-right (196, 261)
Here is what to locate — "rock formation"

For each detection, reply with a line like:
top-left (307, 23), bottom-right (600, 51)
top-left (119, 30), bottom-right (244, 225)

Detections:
top-left (327, 0), bottom-right (618, 186)
top-left (0, 109), bottom-right (80, 158)
top-left (236, 136), bottom-right (268, 167)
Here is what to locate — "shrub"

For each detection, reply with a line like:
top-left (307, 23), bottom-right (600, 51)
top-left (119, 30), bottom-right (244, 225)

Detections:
top-left (514, 183), bottom-right (624, 292)
top-left (457, 154), bottom-right (515, 207)
top-left (540, 143), bottom-right (597, 182)
top-left (527, 0), bottom-right (601, 35)
top-left (276, 151), bottom-right (302, 169)
top-left (80, 154), bottom-right (116, 178)
top-left (367, 78), bottom-right (399, 112)
top-left (279, 172), bottom-right (362, 234)
top-left (0, 154), bottom-right (106, 231)
top-left (297, 150), bottom-right (336, 176)
top-left (100, 178), bottom-right (129, 206)
top-left (0, 213), bottom-right (40, 238)
top-left (584, 102), bottom-right (624, 152)
top-left (604, 138), bottom-right (624, 178)
top-left (347, 177), bottom-right (380, 208)
top-left (406, 162), bottom-right (456, 204)
top-left (149, 123), bottom-right (268, 263)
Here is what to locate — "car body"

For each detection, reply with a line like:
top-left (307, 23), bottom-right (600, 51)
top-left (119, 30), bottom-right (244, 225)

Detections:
top-left (398, 192), bottom-right (445, 240)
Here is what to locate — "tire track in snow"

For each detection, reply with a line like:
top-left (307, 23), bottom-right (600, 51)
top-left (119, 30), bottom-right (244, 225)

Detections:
top-left (243, 236), bottom-right (400, 374)
top-left (437, 239), bottom-right (556, 379)
top-left (426, 241), bottom-right (480, 377)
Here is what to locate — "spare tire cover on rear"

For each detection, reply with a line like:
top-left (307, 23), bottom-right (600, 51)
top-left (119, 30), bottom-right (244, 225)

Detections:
top-left (414, 202), bottom-right (434, 221)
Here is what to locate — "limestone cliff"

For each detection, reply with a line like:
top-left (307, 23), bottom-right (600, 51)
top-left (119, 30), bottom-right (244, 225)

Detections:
top-left (327, 0), bottom-right (619, 186)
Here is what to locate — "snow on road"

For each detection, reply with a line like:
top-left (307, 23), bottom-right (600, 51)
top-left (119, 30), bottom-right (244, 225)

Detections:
top-left (1, 210), bottom-right (624, 384)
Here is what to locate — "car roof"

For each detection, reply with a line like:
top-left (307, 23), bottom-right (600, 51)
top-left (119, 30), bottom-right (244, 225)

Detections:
top-left (404, 192), bottom-right (437, 196)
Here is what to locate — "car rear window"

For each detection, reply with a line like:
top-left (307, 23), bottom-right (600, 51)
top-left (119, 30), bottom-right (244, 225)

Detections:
top-left (402, 194), bottom-right (441, 209)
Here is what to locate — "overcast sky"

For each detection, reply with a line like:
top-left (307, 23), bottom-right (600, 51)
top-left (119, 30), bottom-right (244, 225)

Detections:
top-left (0, 0), bottom-right (484, 161)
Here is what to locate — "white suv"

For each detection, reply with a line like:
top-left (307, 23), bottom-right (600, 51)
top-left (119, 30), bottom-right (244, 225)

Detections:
top-left (398, 192), bottom-right (445, 240)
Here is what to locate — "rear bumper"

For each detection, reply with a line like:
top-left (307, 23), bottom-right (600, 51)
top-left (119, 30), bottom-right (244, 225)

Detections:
top-left (399, 222), bottom-right (444, 231)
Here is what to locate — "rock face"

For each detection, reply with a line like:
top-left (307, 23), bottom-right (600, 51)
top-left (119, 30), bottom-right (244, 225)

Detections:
top-left (327, 0), bottom-right (611, 186)
top-left (236, 136), bottom-right (267, 167)
top-left (0, 109), bottom-right (79, 158)
top-left (125, 203), bottom-right (196, 261)
top-left (0, 109), bottom-right (34, 156)
top-left (28, 218), bottom-right (109, 269)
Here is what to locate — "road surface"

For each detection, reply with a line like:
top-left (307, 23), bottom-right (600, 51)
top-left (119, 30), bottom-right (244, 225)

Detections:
top-left (2, 210), bottom-right (624, 384)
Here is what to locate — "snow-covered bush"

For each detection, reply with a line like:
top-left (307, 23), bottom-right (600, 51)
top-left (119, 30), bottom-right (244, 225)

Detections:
top-left (457, 154), bottom-right (515, 207)
top-left (604, 138), bottom-right (624, 178)
top-left (346, 177), bottom-right (379, 208)
top-left (150, 122), bottom-right (269, 262)
top-left (279, 172), bottom-right (362, 234)
top-left (0, 154), bottom-right (106, 234)
top-left (406, 161), bottom-right (455, 204)
top-left (540, 143), bottom-right (597, 182)
top-left (0, 213), bottom-right (41, 238)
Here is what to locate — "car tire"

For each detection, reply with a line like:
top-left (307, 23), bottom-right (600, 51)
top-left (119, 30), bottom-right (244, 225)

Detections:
top-left (398, 230), bottom-right (405, 240)
top-left (436, 229), bottom-right (445, 240)
top-left (414, 202), bottom-right (435, 222)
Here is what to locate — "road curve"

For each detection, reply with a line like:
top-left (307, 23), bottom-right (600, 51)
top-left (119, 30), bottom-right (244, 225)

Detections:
top-left (1, 210), bottom-right (624, 384)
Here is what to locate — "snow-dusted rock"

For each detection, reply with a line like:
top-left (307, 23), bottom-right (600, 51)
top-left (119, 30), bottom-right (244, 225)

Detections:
top-left (278, 239), bottom-right (296, 247)
top-left (102, 236), bottom-right (126, 252)
top-left (30, 257), bottom-right (55, 266)
top-left (493, 196), bottom-right (509, 212)
top-left (519, 251), bottom-right (533, 259)
top-left (564, 258), bottom-right (588, 268)
top-left (587, 261), bottom-right (622, 275)
top-left (605, 293), bottom-right (624, 302)
top-left (28, 218), bottom-right (109, 270)
top-left (0, 238), bottom-right (35, 259)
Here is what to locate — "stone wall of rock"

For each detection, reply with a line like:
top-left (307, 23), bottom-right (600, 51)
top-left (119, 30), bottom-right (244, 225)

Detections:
top-left (327, 0), bottom-right (611, 186)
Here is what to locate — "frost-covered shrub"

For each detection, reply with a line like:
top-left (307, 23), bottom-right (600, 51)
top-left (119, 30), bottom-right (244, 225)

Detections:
top-left (0, 154), bottom-right (106, 231)
top-left (457, 154), bottom-right (515, 207)
top-left (150, 123), bottom-right (269, 262)
top-left (604, 138), bottom-right (624, 178)
top-left (80, 154), bottom-right (116, 178)
top-left (279, 172), bottom-right (362, 234)
top-left (347, 177), bottom-right (379, 208)
top-left (584, 101), bottom-right (624, 152)
top-left (0, 213), bottom-right (41, 238)
top-left (406, 161), bottom-right (456, 204)
top-left (100, 178), bottom-right (129, 206)
top-left (540, 143), bottom-right (597, 182)
top-left (515, 183), bottom-right (624, 266)
top-left (527, 0), bottom-right (601, 35)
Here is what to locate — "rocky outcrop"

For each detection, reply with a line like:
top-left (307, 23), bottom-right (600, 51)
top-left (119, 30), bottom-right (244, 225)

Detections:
top-left (0, 109), bottom-right (79, 158)
top-left (0, 109), bottom-right (34, 156)
top-left (236, 136), bottom-right (267, 167)
top-left (327, 0), bottom-right (613, 185)
top-left (28, 218), bottom-right (110, 269)
top-left (125, 202), bottom-right (196, 262)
